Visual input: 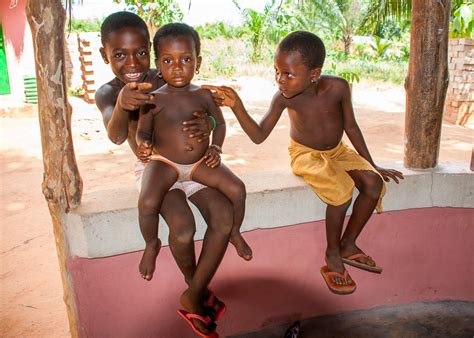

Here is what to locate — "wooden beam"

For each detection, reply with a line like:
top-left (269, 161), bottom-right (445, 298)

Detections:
top-left (26, 0), bottom-right (83, 336)
top-left (404, 0), bottom-right (451, 169)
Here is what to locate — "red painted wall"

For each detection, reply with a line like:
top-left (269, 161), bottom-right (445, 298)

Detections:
top-left (68, 208), bottom-right (474, 337)
top-left (0, 0), bottom-right (27, 60)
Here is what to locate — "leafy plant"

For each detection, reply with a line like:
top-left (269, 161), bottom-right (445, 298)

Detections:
top-left (370, 35), bottom-right (392, 59)
top-left (70, 18), bottom-right (102, 32)
top-left (195, 22), bottom-right (244, 40)
top-left (114, 0), bottom-right (183, 37)
top-left (450, 2), bottom-right (473, 38)
top-left (326, 62), bottom-right (360, 85)
top-left (295, 0), bottom-right (370, 55)
top-left (68, 85), bottom-right (85, 97)
top-left (232, 0), bottom-right (285, 62)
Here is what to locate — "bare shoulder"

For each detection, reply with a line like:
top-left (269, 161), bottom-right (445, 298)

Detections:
top-left (95, 78), bottom-right (122, 112)
top-left (197, 84), bottom-right (217, 101)
top-left (271, 90), bottom-right (286, 105)
top-left (319, 75), bottom-right (350, 95)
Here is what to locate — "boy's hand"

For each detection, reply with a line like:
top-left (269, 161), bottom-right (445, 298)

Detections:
top-left (201, 85), bottom-right (239, 108)
top-left (118, 82), bottom-right (154, 111)
top-left (374, 166), bottom-right (404, 183)
top-left (182, 111), bottom-right (211, 143)
top-left (204, 146), bottom-right (221, 168)
top-left (137, 140), bottom-right (152, 163)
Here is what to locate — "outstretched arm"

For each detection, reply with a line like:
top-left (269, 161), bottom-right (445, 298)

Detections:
top-left (95, 82), bottom-right (153, 144)
top-left (202, 85), bottom-right (285, 144)
top-left (341, 81), bottom-right (404, 183)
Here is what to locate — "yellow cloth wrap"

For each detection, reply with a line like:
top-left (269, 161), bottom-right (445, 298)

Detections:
top-left (288, 138), bottom-right (386, 212)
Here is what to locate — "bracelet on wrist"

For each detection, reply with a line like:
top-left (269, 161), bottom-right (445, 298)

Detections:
top-left (209, 144), bottom-right (222, 154)
top-left (208, 115), bottom-right (217, 131)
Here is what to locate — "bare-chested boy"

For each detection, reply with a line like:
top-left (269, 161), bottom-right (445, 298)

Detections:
top-left (205, 31), bottom-right (404, 295)
top-left (96, 12), bottom-right (229, 335)
top-left (135, 23), bottom-right (249, 335)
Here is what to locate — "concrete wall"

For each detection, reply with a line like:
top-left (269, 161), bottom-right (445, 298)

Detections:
top-left (66, 163), bottom-right (473, 258)
top-left (64, 164), bottom-right (474, 337)
top-left (69, 208), bottom-right (473, 337)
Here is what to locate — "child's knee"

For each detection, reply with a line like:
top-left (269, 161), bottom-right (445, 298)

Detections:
top-left (138, 195), bottom-right (161, 216)
top-left (363, 172), bottom-right (383, 199)
top-left (170, 223), bottom-right (195, 244)
top-left (226, 179), bottom-right (246, 205)
top-left (209, 206), bottom-right (233, 235)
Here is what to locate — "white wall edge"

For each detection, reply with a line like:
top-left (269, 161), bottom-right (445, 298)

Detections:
top-left (66, 163), bottom-right (474, 258)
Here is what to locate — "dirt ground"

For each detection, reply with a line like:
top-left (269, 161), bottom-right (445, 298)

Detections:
top-left (0, 78), bottom-right (472, 337)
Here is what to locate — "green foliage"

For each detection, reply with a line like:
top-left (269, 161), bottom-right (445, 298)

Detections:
top-left (295, 0), bottom-right (370, 55)
top-left (360, 0), bottom-right (412, 35)
top-left (370, 35), bottom-right (392, 59)
top-left (232, 0), bottom-right (287, 62)
top-left (114, 0), bottom-right (183, 35)
top-left (450, 2), bottom-right (473, 38)
top-left (332, 59), bottom-right (407, 85)
top-left (68, 85), bottom-right (85, 97)
top-left (326, 63), bottom-right (360, 85)
top-left (195, 22), bottom-right (244, 40)
top-left (70, 17), bottom-right (102, 32)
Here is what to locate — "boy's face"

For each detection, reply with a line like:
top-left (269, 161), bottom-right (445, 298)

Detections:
top-left (155, 35), bottom-right (201, 88)
top-left (274, 50), bottom-right (321, 99)
top-left (100, 27), bottom-right (150, 84)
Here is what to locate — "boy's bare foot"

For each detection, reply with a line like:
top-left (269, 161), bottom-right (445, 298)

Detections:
top-left (325, 249), bottom-right (352, 286)
top-left (340, 241), bottom-right (376, 267)
top-left (180, 289), bottom-right (215, 335)
top-left (230, 233), bottom-right (253, 261)
top-left (139, 238), bottom-right (161, 281)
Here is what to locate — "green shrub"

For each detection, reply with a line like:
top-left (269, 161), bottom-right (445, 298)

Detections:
top-left (196, 22), bottom-right (244, 40)
top-left (327, 59), bottom-right (408, 85)
top-left (70, 18), bottom-right (102, 32)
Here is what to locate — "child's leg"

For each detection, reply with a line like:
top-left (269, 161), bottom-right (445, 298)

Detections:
top-left (189, 187), bottom-right (233, 311)
top-left (138, 161), bottom-right (178, 280)
top-left (192, 163), bottom-right (252, 260)
top-left (340, 170), bottom-right (383, 266)
top-left (180, 188), bottom-right (233, 334)
top-left (325, 200), bottom-right (352, 285)
top-left (160, 189), bottom-right (196, 285)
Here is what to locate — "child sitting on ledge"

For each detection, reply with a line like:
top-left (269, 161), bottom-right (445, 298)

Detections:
top-left (204, 31), bottom-right (404, 295)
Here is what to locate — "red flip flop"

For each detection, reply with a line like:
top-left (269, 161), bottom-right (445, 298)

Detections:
top-left (177, 309), bottom-right (219, 338)
top-left (342, 253), bottom-right (383, 273)
top-left (204, 289), bottom-right (226, 321)
top-left (320, 265), bottom-right (357, 295)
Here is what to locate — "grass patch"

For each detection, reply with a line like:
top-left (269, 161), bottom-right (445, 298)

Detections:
top-left (199, 38), bottom-right (407, 85)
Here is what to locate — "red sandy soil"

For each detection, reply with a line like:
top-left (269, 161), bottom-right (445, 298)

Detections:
top-left (0, 79), bottom-right (472, 337)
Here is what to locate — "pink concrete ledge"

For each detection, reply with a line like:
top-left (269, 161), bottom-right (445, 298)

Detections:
top-left (68, 207), bottom-right (474, 337)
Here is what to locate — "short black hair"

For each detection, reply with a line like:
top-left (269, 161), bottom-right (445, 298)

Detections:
top-left (100, 11), bottom-right (149, 46)
top-left (277, 31), bottom-right (326, 69)
top-left (153, 23), bottom-right (201, 57)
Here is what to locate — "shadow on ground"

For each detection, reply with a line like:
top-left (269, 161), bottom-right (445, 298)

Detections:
top-left (231, 301), bottom-right (474, 338)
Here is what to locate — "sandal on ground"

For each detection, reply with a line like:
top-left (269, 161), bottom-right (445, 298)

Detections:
top-left (177, 309), bottom-right (219, 338)
top-left (204, 289), bottom-right (226, 321)
top-left (320, 265), bottom-right (357, 295)
top-left (342, 253), bottom-right (383, 273)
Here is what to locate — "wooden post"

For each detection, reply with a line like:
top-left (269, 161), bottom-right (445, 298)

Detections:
top-left (404, 0), bottom-right (451, 169)
top-left (26, 0), bottom-right (83, 336)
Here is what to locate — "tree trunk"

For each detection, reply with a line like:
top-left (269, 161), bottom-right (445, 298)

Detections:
top-left (343, 35), bottom-right (351, 55)
top-left (404, 0), bottom-right (451, 169)
top-left (26, 0), bottom-right (83, 336)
